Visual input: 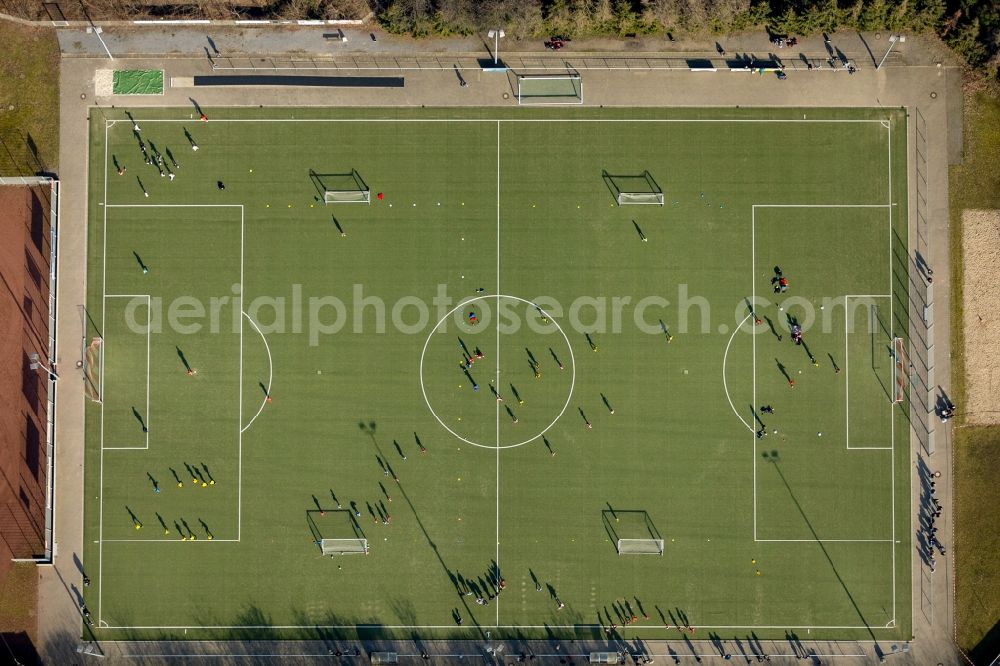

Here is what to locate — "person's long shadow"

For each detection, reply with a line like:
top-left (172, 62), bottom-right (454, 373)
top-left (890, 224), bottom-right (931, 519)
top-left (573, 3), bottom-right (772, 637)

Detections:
top-left (775, 359), bottom-right (790, 383)
top-left (131, 406), bottom-right (148, 432)
top-left (763, 451), bottom-right (882, 645)
top-left (176, 346), bottom-right (192, 373)
top-left (358, 419), bottom-right (486, 638)
top-left (682, 633), bottom-right (702, 662)
top-left (763, 315), bottom-right (782, 341)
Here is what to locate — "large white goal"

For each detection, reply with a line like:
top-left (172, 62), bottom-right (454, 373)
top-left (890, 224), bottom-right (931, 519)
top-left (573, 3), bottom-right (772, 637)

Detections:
top-left (616, 538), bottom-right (664, 555)
top-left (319, 538), bottom-right (369, 555)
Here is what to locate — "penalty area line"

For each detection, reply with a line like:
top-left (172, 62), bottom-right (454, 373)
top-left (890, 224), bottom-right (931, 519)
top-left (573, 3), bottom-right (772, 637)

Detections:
top-left (723, 311), bottom-right (755, 432)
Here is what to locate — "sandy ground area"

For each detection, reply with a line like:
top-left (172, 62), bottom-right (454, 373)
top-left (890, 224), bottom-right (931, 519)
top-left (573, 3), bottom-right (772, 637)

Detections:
top-left (961, 209), bottom-right (1000, 424)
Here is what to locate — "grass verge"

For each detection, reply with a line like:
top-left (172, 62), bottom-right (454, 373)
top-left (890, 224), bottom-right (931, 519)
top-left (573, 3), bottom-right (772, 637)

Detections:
top-left (0, 21), bottom-right (59, 174)
top-left (950, 89), bottom-right (1000, 661)
top-left (0, 562), bottom-right (38, 633)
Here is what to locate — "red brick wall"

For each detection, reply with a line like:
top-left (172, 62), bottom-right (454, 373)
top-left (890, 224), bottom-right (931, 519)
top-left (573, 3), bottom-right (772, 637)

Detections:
top-left (0, 185), bottom-right (51, 571)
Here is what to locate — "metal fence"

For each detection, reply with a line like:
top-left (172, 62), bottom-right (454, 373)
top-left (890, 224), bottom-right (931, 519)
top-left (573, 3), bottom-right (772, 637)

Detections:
top-left (207, 51), bottom-right (882, 73)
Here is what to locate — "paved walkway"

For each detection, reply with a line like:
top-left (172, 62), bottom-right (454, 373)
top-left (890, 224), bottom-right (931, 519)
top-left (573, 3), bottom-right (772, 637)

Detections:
top-left (55, 26), bottom-right (952, 69)
top-left (42, 28), bottom-right (962, 665)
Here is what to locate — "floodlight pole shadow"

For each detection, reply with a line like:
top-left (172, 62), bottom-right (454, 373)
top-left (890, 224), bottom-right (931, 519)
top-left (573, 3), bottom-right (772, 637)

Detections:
top-left (307, 508), bottom-right (366, 552)
top-left (601, 170), bottom-right (620, 204)
top-left (308, 169), bottom-right (326, 196)
top-left (359, 418), bottom-right (487, 639)
top-left (601, 510), bottom-right (620, 544)
top-left (764, 454), bottom-right (882, 646)
top-left (642, 170), bottom-right (664, 196)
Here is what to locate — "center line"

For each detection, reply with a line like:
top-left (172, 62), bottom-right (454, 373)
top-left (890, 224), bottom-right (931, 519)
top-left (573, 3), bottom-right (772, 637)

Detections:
top-left (494, 120), bottom-right (501, 629)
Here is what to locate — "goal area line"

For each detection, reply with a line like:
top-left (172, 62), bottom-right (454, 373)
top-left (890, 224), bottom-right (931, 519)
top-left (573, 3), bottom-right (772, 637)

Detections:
top-left (100, 294), bottom-right (150, 451)
top-left (844, 294), bottom-right (895, 451)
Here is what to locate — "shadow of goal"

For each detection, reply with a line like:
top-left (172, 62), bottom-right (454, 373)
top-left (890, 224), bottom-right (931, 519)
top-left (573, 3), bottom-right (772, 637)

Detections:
top-left (309, 169), bottom-right (370, 204)
top-left (307, 509), bottom-right (368, 555)
top-left (602, 170), bottom-right (664, 206)
top-left (601, 508), bottom-right (664, 555)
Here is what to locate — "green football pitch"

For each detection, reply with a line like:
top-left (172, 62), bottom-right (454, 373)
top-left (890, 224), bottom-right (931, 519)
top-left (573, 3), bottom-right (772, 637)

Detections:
top-left (83, 107), bottom-right (911, 641)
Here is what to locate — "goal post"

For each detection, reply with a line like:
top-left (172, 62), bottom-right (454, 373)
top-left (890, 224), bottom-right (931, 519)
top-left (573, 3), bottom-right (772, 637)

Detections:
top-left (308, 507), bottom-right (368, 556)
top-left (312, 168), bottom-right (371, 205)
top-left (616, 538), bottom-right (664, 555)
top-left (603, 170), bottom-right (664, 206)
top-left (319, 538), bottom-right (369, 555)
top-left (516, 73), bottom-right (583, 105)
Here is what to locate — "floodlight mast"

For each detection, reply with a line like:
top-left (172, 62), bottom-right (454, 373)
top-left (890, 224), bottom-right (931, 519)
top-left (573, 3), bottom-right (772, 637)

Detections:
top-left (79, 0), bottom-right (113, 60)
top-left (29, 352), bottom-right (58, 380)
top-left (487, 29), bottom-right (505, 65)
top-left (876, 34), bottom-right (903, 70)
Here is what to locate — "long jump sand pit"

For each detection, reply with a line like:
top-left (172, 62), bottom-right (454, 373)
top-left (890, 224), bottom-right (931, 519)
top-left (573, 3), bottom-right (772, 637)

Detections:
top-left (961, 209), bottom-right (1000, 424)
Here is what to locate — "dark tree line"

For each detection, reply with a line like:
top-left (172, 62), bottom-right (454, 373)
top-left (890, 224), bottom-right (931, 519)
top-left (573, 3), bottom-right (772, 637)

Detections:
top-left (372, 0), bottom-right (999, 78)
top-left (0, 0), bottom-right (372, 21)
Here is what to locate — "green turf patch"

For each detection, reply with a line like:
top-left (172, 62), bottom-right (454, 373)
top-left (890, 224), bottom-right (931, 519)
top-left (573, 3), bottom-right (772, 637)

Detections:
top-left (84, 107), bottom-right (912, 642)
top-left (955, 426), bottom-right (1000, 660)
top-left (112, 70), bottom-right (164, 95)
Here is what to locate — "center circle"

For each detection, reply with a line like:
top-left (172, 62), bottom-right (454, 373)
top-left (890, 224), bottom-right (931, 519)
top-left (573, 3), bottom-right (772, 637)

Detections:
top-left (419, 294), bottom-right (576, 450)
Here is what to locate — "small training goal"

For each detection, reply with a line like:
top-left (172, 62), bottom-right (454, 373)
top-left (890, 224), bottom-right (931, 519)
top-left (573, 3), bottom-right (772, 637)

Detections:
top-left (603, 170), bottom-right (665, 206)
top-left (616, 538), bottom-right (665, 555)
top-left (312, 168), bottom-right (371, 204)
top-left (324, 190), bottom-right (370, 204)
top-left (617, 192), bottom-right (665, 205)
top-left (516, 73), bottom-right (583, 105)
top-left (319, 538), bottom-right (369, 556)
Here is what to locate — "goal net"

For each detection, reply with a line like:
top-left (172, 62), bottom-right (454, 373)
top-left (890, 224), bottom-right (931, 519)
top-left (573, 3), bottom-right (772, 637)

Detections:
top-left (83, 336), bottom-right (103, 403)
top-left (603, 170), bottom-right (664, 206)
top-left (616, 538), bottom-right (664, 555)
top-left (617, 192), bottom-right (665, 205)
top-left (312, 169), bottom-right (370, 205)
top-left (893, 337), bottom-right (908, 404)
top-left (517, 73), bottom-right (583, 105)
top-left (319, 538), bottom-right (368, 555)
top-left (324, 190), bottom-right (370, 204)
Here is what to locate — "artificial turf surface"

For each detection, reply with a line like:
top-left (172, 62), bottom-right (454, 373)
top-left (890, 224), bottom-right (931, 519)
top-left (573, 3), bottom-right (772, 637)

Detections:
top-left (83, 106), bottom-right (911, 641)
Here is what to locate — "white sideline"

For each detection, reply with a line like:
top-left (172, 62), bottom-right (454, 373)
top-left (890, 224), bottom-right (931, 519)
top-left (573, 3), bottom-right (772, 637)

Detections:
top-left (92, 115), bottom-right (904, 632)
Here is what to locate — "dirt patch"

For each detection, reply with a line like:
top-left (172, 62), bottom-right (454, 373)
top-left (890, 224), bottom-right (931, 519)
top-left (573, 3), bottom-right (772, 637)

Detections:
top-left (0, 184), bottom-right (50, 661)
top-left (961, 209), bottom-right (1000, 424)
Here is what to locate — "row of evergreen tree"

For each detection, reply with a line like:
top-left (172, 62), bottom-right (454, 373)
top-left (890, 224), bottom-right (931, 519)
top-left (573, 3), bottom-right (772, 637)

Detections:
top-left (373, 0), bottom-right (998, 78)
